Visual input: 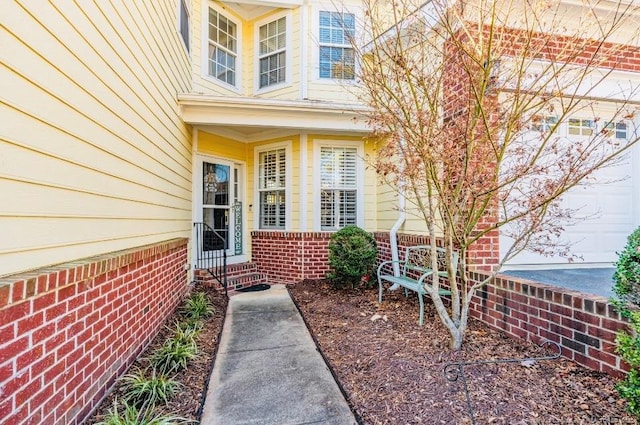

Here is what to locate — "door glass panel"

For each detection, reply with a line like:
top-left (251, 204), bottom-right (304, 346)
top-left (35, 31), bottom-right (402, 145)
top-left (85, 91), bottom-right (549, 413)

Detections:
top-left (203, 162), bottom-right (229, 206)
top-left (202, 207), bottom-right (228, 251)
top-left (202, 161), bottom-right (230, 252)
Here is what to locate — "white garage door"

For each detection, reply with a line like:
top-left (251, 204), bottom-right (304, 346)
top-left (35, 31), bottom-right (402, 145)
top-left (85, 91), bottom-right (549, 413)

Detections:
top-left (502, 150), bottom-right (637, 267)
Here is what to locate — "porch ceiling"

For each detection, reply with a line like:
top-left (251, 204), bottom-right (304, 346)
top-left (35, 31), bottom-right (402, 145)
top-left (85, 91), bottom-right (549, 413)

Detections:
top-left (178, 94), bottom-right (372, 141)
top-left (221, 1), bottom-right (302, 20)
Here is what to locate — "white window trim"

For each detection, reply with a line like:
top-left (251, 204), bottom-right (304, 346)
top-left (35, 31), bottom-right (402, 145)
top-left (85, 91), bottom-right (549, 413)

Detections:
top-left (201, 1), bottom-right (242, 93)
top-left (254, 11), bottom-right (293, 95)
top-left (177, 0), bottom-right (190, 55)
top-left (311, 4), bottom-right (362, 85)
top-left (312, 139), bottom-right (364, 231)
top-left (254, 141), bottom-right (293, 231)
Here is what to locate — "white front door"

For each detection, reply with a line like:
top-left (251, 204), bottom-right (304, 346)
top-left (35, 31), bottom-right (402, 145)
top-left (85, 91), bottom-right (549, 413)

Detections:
top-left (196, 157), bottom-right (243, 259)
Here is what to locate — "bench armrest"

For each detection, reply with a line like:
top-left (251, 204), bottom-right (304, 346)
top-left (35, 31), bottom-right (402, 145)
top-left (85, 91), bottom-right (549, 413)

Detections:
top-left (377, 260), bottom-right (405, 275)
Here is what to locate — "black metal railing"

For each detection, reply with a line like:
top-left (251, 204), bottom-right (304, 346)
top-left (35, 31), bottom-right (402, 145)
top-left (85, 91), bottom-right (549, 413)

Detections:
top-left (193, 222), bottom-right (228, 296)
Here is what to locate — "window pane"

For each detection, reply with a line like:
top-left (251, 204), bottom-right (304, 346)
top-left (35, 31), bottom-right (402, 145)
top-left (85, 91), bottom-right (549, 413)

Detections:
top-left (319, 11), bottom-right (330, 27)
top-left (203, 162), bottom-right (229, 206)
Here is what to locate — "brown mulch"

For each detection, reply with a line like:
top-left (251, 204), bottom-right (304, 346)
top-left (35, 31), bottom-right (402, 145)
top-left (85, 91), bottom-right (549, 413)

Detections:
top-left (86, 283), bottom-right (227, 424)
top-left (289, 280), bottom-right (636, 425)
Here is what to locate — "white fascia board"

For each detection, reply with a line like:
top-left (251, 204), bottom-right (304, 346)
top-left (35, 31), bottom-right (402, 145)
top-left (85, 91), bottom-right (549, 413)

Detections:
top-left (223, 0), bottom-right (302, 8)
top-left (178, 94), bottom-right (372, 132)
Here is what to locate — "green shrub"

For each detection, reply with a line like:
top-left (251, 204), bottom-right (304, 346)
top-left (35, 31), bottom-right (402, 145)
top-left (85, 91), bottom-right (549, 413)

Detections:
top-left (183, 292), bottom-right (214, 321)
top-left (148, 338), bottom-right (197, 376)
top-left (614, 226), bottom-right (640, 309)
top-left (96, 399), bottom-right (189, 425)
top-left (327, 225), bottom-right (378, 289)
top-left (613, 226), bottom-right (640, 418)
top-left (120, 368), bottom-right (181, 407)
top-left (171, 321), bottom-right (201, 346)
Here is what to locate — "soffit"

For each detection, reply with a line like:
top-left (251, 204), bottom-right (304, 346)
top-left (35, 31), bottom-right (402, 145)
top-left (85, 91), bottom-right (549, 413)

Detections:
top-left (178, 94), bottom-right (372, 142)
top-left (221, 1), bottom-right (302, 20)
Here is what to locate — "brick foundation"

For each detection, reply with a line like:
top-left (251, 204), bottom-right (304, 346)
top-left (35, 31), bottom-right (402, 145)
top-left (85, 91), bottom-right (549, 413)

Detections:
top-left (0, 238), bottom-right (189, 425)
top-left (374, 232), bottom-right (629, 377)
top-left (251, 231), bottom-right (333, 283)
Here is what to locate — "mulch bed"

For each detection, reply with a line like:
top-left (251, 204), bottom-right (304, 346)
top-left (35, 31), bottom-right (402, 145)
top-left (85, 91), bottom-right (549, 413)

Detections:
top-left (86, 283), bottom-right (227, 424)
top-left (289, 280), bottom-right (636, 425)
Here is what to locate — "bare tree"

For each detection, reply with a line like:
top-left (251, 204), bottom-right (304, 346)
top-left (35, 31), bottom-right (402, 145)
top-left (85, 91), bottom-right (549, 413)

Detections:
top-left (356, 0), bottom-right (640, 349)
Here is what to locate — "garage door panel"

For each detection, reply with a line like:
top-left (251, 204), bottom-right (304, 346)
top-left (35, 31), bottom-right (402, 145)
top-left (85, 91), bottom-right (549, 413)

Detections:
top-left (502, 155), bottom-right (635, 266)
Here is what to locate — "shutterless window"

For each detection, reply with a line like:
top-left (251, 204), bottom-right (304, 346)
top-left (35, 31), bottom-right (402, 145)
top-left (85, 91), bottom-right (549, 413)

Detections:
top-left (604, 121), bottom-right (628, 139)
top-left (259, 17), bottom-right (286, 88)
top-left (208, 8), bottom-right (237, 86)
top-left (179, 0), bottom-right (190, 52)
top-left (320, 147), bottom-right (357, 230)
top-left (568, 118), bottom-right (594, 136)
top-left (319, 11), bottom-right (355, 80)
top-left (530, 116), bottom-right (557, 133)
top-left (259, 149), bottom-right (286, 229)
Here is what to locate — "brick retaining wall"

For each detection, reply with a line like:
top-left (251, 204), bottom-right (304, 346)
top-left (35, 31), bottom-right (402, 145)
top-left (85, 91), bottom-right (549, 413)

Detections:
top-left (374, 232), bottom-right (629, 377)
top-left (0, 239), bottom-right (189, 424)
top-left (469, 271), bottom-right (628, 377)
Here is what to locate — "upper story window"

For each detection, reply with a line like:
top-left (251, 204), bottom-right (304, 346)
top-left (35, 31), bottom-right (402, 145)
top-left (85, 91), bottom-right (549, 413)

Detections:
top-left (320, 146), bottom-right (358, 230)
top-left (208, 8), bottom-right (237, 86)
top-left (258, 17), bottom-right (287, 89)
top-left (258, 148), bottom-right (286, 229)
top-left (179, 0), bottom-right (190, 53)
top-left (319, 11), bottom-right (355, 80)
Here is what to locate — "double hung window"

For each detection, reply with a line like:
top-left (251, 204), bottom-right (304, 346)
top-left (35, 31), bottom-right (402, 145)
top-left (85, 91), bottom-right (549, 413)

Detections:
top-left (320, 147), bottom-right (357, 230)
top-left (258, 148), bottom-right (286, 229)
top-left (208, 8), bottom-right (237, 86)
top-left (258, 17), bottom-right (287, 88)
top-left (319, 11), bottom-right (355, 80)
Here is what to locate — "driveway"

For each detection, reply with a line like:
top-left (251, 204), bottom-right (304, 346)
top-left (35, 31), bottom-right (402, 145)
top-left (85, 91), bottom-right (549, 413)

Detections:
top-left (500, 268), bottom-right (615, 298)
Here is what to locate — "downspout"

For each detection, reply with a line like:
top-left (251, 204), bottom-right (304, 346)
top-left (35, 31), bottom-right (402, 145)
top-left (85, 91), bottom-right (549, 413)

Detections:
top-left (390, 190), bottom-right (406, 278)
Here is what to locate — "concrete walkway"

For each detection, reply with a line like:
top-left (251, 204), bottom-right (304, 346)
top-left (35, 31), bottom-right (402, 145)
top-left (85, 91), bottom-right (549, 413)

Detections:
top-left (200, 284), bottom-right (357, 425)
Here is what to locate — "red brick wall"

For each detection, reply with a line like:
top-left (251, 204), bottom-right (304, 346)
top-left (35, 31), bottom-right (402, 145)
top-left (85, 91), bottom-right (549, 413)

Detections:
top-left (375, 232), bottom-right (628, 377)
top-left (0, 239), bottom-right (189, 425)
top-left (251, 231), bottom-right (332, 283)
top-left (469, 271), bottom-right (628, 377)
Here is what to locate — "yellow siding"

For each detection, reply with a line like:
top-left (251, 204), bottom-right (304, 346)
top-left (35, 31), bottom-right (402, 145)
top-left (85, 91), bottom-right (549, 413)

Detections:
top-left (198, 131), bottom-right (249, 162)
top-left (0, 1), bottom-right (192, 277)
